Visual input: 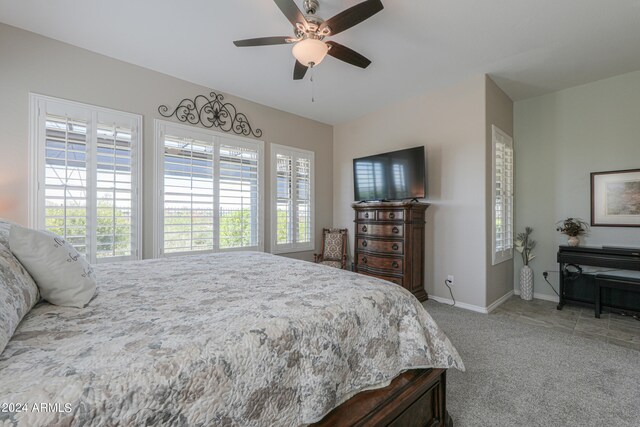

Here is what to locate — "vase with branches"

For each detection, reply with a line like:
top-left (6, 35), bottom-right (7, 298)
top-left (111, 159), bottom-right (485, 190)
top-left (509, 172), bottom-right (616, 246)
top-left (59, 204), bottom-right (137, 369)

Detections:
top-left (515, 227), bottom-right (536, 301)
top-left (515, 226), bottom-right (536, 266)
top-left (556, 218), bottom-right (589, 247)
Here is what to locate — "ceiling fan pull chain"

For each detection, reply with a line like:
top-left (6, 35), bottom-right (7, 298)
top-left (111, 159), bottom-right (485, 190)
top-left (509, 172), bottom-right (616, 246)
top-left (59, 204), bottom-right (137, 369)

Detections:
top-left (310, 66), bottom-right (315, 103)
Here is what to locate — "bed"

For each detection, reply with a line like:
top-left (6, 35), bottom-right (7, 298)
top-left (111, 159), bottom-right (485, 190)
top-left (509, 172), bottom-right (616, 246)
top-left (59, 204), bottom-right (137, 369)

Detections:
top-left (0, 251), bottom-right (463, 426)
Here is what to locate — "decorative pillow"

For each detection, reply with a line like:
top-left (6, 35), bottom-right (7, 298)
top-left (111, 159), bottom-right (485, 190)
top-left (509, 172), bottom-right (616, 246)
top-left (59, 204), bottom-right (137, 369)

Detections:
top-left (0, 242), bottom-right (40, 355)
top-left (9, 225), bottom-right (97, 308)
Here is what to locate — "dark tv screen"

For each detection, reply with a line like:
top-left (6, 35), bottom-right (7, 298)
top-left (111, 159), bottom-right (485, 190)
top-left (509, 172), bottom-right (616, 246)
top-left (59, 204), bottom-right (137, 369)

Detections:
top-left (353, 146), bottom-right (426, 202)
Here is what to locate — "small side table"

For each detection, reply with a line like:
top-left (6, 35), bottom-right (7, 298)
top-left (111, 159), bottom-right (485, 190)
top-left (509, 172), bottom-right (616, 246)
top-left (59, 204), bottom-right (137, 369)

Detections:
top-left (594, 274), bottom-right (640, 318)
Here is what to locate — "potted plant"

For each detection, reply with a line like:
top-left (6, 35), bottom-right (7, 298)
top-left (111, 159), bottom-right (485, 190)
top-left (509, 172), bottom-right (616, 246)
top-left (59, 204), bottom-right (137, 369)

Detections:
top-left (556, 218), bottom-right (589, 247)
top-left (515, 227), bottom-right (536, 301)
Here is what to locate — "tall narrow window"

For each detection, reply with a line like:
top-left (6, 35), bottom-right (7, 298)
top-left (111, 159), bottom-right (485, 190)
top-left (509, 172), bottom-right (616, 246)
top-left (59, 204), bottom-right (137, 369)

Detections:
top-left (30, 94), bottom-right (142, 263)
top-left (492, 125), bottom-right (514, 265)
top-left (271, 144), bottom-right (314, 254)
top-left (155, 120), bottom-right (263, 256)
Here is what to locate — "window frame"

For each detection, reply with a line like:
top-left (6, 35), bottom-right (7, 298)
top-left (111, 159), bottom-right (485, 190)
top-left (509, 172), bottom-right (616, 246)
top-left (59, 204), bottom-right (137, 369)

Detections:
top-left (270, 143), bottom-right (315, 255)
top-left (28, 93), bottom-right (143, 263)
top-left (153, 119), bottom-right (265, 258)
top-left (491, 124), bottom-right (514, 265)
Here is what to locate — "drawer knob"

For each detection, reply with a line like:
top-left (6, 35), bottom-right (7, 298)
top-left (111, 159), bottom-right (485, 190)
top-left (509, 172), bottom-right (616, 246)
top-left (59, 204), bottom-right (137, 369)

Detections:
top-left (392, 243), bottom-right (399, 251)
top-left (364, 212), bottom-right (369, 218)
top-left (362, 256), bottom-right (368, 264)
top-left (392, 261), bottom-right (399, 268)
top-left (362, 240), bottom-right (368, 247)
top-left (389, 212), bottom-right (395, 219)
top-left (392, 226), bottom-right (399, 234)
top-left (362, 225), bottom-right (368, 232)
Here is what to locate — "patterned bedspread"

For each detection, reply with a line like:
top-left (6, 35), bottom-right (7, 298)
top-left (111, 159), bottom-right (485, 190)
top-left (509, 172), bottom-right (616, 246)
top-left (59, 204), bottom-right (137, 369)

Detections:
top-left (0, 252), bottom-right (463, 426)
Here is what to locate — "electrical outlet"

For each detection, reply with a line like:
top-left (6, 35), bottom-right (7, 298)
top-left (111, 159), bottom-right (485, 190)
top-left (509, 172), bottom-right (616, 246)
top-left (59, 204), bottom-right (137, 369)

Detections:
top-left (447, 275), bottom-right (454, 285)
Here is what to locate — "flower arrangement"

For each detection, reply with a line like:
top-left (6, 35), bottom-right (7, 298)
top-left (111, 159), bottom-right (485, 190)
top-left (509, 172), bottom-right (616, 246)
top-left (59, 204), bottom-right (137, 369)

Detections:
top-left (556, 218), bottom-right (590, 237)
top-left (515, 227), bottom-right (536, 266)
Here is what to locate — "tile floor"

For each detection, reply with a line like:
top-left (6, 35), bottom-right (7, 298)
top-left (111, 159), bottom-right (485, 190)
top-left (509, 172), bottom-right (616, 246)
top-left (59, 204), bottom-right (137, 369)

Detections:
top-left (491, 296), bottom-right (640, 351)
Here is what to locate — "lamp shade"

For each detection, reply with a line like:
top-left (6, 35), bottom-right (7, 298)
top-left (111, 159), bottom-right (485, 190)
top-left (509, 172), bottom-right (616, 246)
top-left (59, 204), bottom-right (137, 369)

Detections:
top-left (292, 39), bottom-right (329, 67)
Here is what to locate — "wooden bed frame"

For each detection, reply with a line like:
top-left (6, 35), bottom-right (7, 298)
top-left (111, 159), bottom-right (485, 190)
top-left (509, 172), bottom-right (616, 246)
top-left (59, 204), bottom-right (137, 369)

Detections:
top-left (312, 368), bottom-right (452, 427)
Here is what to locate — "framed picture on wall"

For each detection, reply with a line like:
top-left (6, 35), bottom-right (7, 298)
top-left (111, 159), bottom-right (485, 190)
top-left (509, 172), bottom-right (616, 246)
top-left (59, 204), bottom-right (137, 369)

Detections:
top-left (591, 169), bottom-right (640, 227)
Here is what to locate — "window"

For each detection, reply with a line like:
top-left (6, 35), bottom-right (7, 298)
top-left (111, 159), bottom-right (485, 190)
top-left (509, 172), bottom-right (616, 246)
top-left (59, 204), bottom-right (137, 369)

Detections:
top-left (492, 125), bottom-right (514, 265)
top-left (29, 94), bottom-right (142, 263)
top-left (155, 120), bottom-right (264, 256)
top-left (271, 144), bottom-right (314, 254)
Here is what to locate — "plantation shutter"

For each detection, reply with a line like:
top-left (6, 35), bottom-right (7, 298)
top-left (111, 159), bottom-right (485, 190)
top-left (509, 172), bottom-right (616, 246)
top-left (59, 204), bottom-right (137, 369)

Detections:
top-left (271, 144), bottom-right (314, 254)
top-left (295, 157), bottom-right (312, 244)
top-left (33, 94), bottom-right (142, 263)
top-left (492, 125), bottom-right (514, 265)
top-left (157, 121), bottom-right (264, 256)
top-left (43, 114), bottom-right (90, 256)
top-left (275, 153), bottom-right (293, 245)
top-left (219, 140), bottom-right (260, 249)
top-left (162, 132), bottom-right (216, 254)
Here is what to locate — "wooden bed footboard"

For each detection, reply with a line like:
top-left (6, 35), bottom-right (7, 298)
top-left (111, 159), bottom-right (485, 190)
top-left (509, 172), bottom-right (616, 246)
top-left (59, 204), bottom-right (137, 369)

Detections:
top-left (312, 368), bottom-right (452, 427)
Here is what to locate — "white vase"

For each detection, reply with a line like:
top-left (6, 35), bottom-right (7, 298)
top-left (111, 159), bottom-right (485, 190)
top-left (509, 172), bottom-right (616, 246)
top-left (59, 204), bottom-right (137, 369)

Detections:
top-left (567, 236), bottom-right (580, 247)
top-left (520, 265), bottom-right (534, 301)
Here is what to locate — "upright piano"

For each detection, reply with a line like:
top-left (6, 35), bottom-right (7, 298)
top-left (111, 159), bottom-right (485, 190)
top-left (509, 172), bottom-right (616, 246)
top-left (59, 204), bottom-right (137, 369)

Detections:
top-left (557, 245), bottom-right (640, 315)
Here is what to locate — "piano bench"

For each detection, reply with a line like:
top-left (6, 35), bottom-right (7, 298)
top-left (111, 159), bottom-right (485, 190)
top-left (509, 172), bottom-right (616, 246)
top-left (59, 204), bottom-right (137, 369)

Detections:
top-left (594, 274), bottom-right (640, 318)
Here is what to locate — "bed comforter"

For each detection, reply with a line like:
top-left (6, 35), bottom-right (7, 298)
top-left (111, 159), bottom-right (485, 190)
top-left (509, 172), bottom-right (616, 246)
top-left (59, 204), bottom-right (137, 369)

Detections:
top-left (0, 252), bottom-right (463, 426)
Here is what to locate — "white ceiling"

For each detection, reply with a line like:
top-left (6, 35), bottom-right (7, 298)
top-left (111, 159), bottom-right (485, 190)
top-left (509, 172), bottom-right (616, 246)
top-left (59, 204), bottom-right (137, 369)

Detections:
top-left (2, 0), bottom-right (640, 124)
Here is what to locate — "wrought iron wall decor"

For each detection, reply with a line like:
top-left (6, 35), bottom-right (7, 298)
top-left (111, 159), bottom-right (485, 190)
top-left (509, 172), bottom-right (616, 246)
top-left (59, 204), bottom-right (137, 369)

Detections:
top-left (158, 91), bottom-right (263, 138)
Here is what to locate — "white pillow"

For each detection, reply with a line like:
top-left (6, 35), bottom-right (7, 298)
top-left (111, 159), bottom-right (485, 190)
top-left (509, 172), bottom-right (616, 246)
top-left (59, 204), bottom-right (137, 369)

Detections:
top-left (9, 225), bottom-right (96, 308)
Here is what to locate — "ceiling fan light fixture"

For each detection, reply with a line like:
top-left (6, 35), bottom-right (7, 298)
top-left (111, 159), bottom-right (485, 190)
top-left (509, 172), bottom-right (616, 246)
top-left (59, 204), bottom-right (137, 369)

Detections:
top-left (292, 38), bottom-right (328, 67)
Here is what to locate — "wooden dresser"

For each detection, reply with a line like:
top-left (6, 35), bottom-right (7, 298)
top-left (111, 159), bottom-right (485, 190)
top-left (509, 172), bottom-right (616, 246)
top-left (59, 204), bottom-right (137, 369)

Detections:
top-left (352, 201), bottom-right (429, 301)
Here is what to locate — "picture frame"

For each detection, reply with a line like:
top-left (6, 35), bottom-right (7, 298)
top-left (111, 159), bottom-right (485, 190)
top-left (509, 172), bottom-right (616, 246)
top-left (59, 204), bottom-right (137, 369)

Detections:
top-left (591, 169), bottom-right (640, 227)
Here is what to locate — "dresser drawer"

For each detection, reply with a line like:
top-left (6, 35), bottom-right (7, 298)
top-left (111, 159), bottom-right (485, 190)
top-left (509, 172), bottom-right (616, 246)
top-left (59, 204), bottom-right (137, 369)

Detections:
top-left (357, 253), bottom-right (404, 273)
top-left (357, 224), bottom-right (404, 237)
top-left (358, 269), bottom-right (403, 286)
top-left (377, 210), bottom-right (404, 221)
top-left (357, 210), bottom-right (376, 220)
top-left (357, 238), bottom-right (403, 255)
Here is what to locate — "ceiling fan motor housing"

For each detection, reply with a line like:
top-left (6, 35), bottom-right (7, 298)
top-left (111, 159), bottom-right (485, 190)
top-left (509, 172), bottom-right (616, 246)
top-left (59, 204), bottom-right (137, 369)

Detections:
top-left (303, 0), bottom-right (320, 15)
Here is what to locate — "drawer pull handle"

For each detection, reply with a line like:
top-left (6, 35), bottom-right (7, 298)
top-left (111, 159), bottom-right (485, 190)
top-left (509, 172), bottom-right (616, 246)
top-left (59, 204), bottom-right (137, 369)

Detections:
top-left (392, 226), bottom-right (399, 234)
top-left (362, 225), bottom-right (368, 233)
top-left (392, 261), bottom-right (399, 268)
top-left (389, 212), bottom-right (395, 219)
top-left (362, 240), bottom-right (368, 247)
top-left (362, 257), bottom-right (368, 264)
top-left (392, 243), bottom-right (399, 251)
top-left (364, 212), bottom-right (369, 218)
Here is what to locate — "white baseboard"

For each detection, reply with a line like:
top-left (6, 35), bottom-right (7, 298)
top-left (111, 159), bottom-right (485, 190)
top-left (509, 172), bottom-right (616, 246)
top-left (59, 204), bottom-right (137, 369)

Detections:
top-left (513, 290), bottom-right (559, 303)
top-left (486, 290), bottom-right (514, 313)
top-left (429, 295), bottom-right (489, 313)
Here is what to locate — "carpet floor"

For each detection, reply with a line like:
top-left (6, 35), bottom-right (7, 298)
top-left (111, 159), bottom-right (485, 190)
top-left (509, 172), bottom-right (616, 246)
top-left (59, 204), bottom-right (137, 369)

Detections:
top-left (423, 300), bottom-right (640, 427)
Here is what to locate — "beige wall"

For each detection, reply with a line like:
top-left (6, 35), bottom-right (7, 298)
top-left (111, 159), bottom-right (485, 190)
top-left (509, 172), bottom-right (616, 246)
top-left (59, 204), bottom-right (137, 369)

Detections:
top-left (0, 23), bottom-right (333, 261)
top-left (333, 76), bottom-right (488, 307)
top-left (514, 70), bottom-right (640, 299)
top-left (485, 76), bottom-right (515, 305)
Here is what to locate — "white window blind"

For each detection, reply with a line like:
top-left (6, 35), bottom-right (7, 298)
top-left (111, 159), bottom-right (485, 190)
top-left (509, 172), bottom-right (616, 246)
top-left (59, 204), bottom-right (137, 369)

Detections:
top-left (30, 94), bottom-right (142, 263)
top-left (492, 125), bottom-right (514, 265)
top-left (271, 144), bottom-right (314, 254)
top-left (155, 120), bottom-right (264, 256)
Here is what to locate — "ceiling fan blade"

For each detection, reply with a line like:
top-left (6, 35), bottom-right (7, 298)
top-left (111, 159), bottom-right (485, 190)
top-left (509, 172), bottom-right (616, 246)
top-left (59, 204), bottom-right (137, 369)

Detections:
top-left (233, 36), bottom-right (294, 47)
top-left (293, 60), bottom-right (308, 80)
top-left (273, 0), bottom-right (308, 29)
top-left (319, 0), bottom-right (383, 36)
top-left (326, 41), bottom-right (371, 69)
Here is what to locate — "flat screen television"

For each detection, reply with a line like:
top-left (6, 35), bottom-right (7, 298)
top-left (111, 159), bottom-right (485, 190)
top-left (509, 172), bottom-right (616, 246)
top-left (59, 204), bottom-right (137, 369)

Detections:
top-left (353, 146), bottom-right (426, 202)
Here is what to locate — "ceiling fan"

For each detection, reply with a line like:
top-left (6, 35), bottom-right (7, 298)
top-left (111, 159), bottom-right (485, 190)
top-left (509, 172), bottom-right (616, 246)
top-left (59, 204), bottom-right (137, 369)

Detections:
top-left (233, 0), bottom-right (384, 80)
